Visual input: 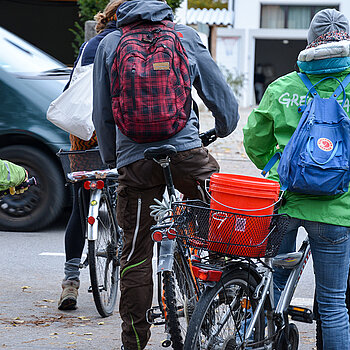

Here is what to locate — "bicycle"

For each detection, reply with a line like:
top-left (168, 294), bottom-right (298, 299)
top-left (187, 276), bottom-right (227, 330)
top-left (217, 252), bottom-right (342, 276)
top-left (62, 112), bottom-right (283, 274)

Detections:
top-left (166, 197), bottom-right (315, 349)
top-left (57, 148), bottom-right (122, 317)
top-left (144, 129), bottom-right (217, 349)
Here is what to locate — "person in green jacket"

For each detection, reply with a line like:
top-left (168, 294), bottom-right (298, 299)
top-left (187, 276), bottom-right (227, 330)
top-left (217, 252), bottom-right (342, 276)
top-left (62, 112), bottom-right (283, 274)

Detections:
top-left (243, 9), bottom-right (350, 350)
top-left (0, 159), bottom-right (27, 195)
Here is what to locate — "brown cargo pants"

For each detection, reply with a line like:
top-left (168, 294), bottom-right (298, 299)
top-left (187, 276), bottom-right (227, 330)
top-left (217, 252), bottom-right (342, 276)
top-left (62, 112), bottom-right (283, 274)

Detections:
top-left (116, 146), bottom-right (219, 350)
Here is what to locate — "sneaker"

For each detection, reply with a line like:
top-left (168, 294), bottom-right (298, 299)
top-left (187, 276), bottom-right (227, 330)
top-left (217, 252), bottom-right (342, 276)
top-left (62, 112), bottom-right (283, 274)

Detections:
top-left (58, 279), bottom-right (79, 310)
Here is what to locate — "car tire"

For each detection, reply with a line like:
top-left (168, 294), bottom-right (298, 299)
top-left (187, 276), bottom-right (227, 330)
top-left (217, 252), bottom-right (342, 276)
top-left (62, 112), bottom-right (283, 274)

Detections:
top-left (0, 145), bottom-right (65, 231)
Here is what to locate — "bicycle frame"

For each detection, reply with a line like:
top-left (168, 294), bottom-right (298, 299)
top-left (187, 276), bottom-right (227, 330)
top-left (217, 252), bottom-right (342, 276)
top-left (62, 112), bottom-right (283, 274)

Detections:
top-left (241, 236), bottom-right (312, 347)
top-left (275, 237), bottom-right (311, 315)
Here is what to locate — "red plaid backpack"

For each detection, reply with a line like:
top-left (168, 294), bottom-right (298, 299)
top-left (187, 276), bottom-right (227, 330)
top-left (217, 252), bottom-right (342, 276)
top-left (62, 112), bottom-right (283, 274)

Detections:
top-left (110, 20), bottom-right (192, 143)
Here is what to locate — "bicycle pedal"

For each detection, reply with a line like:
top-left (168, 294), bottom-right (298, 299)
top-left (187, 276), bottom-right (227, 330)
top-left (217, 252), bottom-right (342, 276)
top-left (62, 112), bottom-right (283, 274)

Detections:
top-left (146, 307), bottom-right (165, 325)
top-left (288, 305), bottom-right (313, 323)
top-left (88, 286), bottom-right (93, 293)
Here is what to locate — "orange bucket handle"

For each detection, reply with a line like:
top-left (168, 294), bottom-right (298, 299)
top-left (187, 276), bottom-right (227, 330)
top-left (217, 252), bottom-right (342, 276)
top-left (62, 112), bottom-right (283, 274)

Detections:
top-left (204, 179), bottom-right (284, 212)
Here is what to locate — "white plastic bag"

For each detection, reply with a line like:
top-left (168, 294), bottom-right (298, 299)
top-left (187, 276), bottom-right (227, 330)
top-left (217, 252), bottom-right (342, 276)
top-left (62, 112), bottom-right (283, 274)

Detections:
top-left (46, 46), bottom-right (94, 141)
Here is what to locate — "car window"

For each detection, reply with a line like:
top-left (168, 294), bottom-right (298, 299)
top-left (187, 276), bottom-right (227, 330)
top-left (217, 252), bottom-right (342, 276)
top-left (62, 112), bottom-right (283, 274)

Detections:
top-left (0, 26), bottom-right (67, 74)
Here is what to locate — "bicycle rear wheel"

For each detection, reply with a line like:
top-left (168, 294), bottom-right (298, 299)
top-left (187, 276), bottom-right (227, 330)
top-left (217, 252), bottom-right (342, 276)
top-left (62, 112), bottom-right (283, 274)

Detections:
top-left (162, 245), bottom-right (200, 350)
top-left (184, 269), bottom-right (265, 350)
top-left (88, 191), bottom-right (120, 317)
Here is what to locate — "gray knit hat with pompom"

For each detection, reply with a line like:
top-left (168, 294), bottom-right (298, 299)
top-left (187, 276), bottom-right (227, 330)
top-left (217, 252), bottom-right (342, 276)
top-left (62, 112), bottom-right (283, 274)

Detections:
top-left (307, 9), bottom-right (349, 44)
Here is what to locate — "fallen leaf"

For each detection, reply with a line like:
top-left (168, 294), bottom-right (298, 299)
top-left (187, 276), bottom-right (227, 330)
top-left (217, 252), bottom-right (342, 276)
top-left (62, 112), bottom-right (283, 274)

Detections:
top-left (77, 316), bottom-right (90, 320)
top-left (68, 332), bottom-right (76, 335)
top-left (83, 332), bottom-right (92, 335)
top-left (42, 299), bottom-right (55, 303)
top-left (50, 333), bottom-right (58, 336)
top-left (67, 341), bottom-right (77, 345)
top-left (97, 322), bottom-right (104, 325)
top-left (13, 320), bottom-right (24, 324)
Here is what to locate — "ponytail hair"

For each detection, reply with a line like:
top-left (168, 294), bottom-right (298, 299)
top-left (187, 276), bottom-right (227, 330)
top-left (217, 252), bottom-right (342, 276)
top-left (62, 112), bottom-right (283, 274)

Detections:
top-left (94, 0), bottom-right (126, 34)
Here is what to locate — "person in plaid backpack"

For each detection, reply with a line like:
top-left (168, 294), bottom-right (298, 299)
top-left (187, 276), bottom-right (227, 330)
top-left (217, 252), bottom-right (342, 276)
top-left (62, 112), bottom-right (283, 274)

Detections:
top-left (92, 0), bottom-right (239, 348)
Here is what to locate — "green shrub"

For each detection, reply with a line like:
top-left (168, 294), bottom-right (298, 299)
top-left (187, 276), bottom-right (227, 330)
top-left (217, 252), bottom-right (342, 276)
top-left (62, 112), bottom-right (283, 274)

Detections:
top-left (188, 0), bottom-right (227, 10)
top-left (219, 65), bottom-right (246, 98)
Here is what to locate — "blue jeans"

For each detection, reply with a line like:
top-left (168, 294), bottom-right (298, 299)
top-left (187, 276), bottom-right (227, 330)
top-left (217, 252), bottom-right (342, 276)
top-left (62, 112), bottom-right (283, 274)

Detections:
top-left (273, 218), bottom-right (350, 350)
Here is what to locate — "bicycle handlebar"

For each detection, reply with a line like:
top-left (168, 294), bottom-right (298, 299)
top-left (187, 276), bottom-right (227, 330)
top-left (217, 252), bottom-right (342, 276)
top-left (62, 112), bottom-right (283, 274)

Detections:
top-left (0, 177), bottom-right (37, 198)
top-left (200, 128), bottom-right (217, 147)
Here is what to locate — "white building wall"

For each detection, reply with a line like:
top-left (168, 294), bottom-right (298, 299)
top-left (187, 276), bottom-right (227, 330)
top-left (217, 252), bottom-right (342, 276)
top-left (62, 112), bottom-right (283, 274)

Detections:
top-left (235, 0), bottom-right (345, 30)
top-left (221, 0), bottom-right (350, 107)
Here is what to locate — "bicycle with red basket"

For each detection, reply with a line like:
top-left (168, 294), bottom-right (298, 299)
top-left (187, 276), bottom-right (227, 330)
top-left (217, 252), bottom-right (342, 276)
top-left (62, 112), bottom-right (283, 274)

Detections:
top-left (161, 172), bottom-right (315, 349)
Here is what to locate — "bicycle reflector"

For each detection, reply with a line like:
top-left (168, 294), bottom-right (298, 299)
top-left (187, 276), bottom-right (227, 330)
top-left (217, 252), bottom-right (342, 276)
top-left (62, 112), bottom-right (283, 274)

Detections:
top-left (192, 266), bottom-right (222, 282)
top-left (167, 228), bottom-right (176, 240)
top-left (84, 180), bottom-right (105, 190)
top-left (96, 180), bottom-right (104, 189)
top-left (152, 230), bottom-right (163, 242)
top-left (88, 216), bottom-right (95, 225)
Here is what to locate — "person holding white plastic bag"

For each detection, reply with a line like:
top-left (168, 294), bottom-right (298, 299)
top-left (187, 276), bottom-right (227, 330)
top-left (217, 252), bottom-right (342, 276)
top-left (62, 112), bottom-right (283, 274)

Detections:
top-left (57, 0), bottom-right (125, 311)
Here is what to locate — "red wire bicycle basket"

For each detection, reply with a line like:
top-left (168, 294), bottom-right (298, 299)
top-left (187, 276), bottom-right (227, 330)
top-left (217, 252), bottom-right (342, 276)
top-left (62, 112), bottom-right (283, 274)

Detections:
top-left (172, 200), bottom-right (289, 259)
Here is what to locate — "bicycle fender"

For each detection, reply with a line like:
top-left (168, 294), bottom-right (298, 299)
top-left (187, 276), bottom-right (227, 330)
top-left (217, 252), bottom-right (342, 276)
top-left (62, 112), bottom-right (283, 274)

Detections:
top-left (87, 189), bottom-right (102, 241)
top-left (157, 240), bottom-right (176, 273)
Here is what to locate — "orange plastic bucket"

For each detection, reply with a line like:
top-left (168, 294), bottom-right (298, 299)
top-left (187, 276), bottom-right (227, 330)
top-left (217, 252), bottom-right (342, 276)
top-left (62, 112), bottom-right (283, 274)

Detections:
top-left (208, 173), bottom-right (280, 257)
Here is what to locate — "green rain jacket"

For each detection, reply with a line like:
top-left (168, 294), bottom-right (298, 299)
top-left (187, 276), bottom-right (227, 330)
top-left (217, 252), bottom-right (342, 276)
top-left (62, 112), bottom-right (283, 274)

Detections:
top-left (0, 160), bottom-right (26, 191)
top-left (243, 59), bottom-right (350, 227)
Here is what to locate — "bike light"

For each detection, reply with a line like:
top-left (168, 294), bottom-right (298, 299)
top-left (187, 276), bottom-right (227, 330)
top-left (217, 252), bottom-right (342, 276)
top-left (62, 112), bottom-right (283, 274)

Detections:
top-left (88, 216), bottom-right (95, 225)
top-left (192, 266), bottom-right (222, 282)
top-left (152, 230), bottom-right (163, 242)
top-left (167, 228), bottom-right (176, 240)
top-left (198, 269), bottom-right (209, 281)
top-left (96, 180), bottom-right (104, 189)
top-left (84, 181), bottom-right (91, 190)
top-left (90, 181), bottom-right (97, 189)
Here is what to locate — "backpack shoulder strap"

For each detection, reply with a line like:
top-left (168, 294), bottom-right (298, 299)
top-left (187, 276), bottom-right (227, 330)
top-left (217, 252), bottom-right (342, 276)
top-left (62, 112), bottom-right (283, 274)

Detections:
top-left (298, 73), bottom-right (319, 113)
top-left (261, 152), bottom-right (281, 176)
top-left (332, 73), bottom-right (350, 103)
top-left (298, 73), bottom-right (319, 96)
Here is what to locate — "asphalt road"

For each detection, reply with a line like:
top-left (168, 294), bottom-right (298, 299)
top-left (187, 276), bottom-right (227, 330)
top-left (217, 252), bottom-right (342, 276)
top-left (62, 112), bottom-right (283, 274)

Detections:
top-left (0, 108), bottom-right (317, 349)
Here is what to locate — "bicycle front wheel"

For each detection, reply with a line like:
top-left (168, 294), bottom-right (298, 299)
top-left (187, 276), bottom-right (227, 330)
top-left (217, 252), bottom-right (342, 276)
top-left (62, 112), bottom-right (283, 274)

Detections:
top-left (184, 269), bottom-right (265, 350)
top-left (88, 191), bottom-right (120, 317)
top-left (162, 245), bottom-right (200, 350)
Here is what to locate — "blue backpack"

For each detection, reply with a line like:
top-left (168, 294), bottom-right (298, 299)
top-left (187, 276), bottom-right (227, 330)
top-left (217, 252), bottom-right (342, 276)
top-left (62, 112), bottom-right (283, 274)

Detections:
top-left (263, 73), bottom-right (350, 196)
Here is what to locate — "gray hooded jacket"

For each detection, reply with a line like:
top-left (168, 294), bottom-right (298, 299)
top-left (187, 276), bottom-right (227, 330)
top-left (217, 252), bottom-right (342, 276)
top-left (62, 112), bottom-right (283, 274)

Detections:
top-left (92, 0), bottom-right (239, 169)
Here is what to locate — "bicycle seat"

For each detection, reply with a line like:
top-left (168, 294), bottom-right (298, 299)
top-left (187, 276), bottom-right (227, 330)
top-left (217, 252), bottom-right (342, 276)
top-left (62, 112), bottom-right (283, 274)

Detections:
top-left (144, 145), bottom-right (177, 161)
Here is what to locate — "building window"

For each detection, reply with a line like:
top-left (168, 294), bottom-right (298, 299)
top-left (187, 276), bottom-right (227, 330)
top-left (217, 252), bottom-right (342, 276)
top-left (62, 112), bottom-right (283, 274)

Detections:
top-left (261, 5), bottom-right (339, 29)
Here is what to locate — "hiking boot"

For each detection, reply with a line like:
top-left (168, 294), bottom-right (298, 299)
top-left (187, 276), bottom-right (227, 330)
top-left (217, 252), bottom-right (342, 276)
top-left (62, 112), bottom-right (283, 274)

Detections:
top-left (58, 279), bottom-right (79, 310)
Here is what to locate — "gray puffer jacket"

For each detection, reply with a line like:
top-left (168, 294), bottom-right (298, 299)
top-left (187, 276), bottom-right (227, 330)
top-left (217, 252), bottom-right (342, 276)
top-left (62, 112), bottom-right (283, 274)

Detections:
top-left (92, 0), bottom-right (239, 169)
